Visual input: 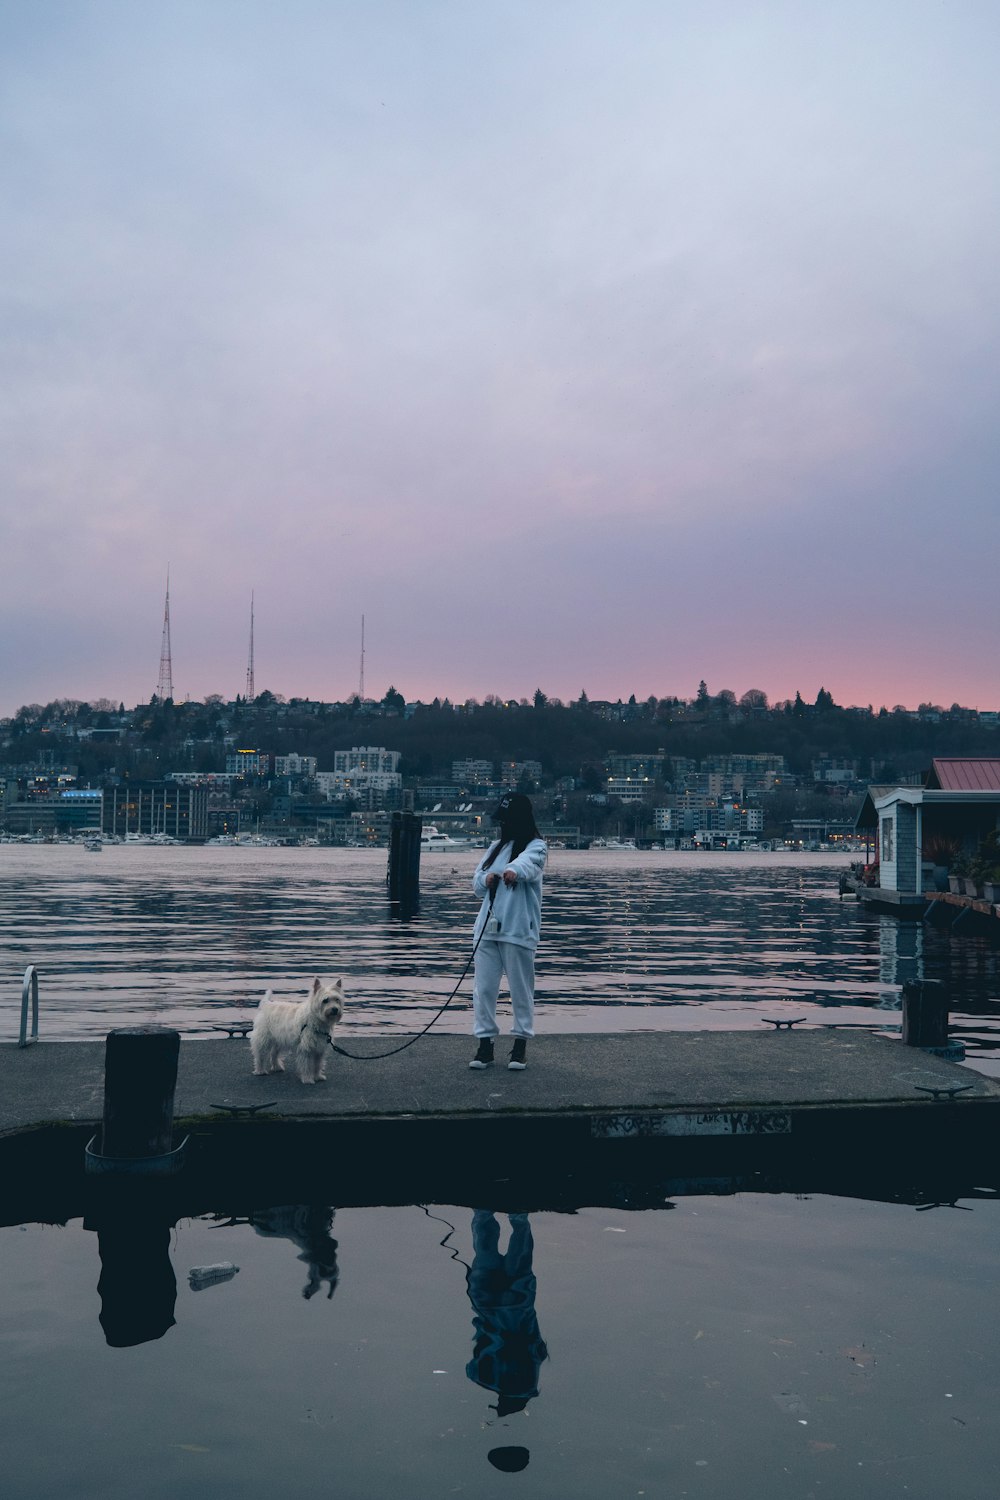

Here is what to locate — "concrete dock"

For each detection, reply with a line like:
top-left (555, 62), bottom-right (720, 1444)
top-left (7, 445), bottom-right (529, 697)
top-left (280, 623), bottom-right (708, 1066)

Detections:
top-left (3, 1030), bottom-right (1000, 1223)
top-left (4, 1028), bottom-right (998, 1134)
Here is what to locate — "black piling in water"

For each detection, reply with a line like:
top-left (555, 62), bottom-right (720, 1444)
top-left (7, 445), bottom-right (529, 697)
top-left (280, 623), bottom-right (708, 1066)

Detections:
top-left (901, 979), bottom-right (950, 1050)
top-left (99, 1025), bottom-right (180, 1160)
top-left (388, 811), bottom-right (422, 911)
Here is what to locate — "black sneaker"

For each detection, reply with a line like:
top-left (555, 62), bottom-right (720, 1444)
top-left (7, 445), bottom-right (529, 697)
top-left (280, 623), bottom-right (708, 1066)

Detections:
top-left (508, 1038), bottom-right (528, 1070)
top-left (469, 1038), bottom-right (495, 1070)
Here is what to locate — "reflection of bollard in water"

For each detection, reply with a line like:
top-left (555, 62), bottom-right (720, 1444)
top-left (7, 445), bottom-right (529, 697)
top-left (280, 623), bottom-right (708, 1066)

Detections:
top-left (99, 1025), bottom-right (180, 1160)
top-left (95, 1209), bottom-right (177, 1347)
top-left (901, 979), bottom-right (949, 1050)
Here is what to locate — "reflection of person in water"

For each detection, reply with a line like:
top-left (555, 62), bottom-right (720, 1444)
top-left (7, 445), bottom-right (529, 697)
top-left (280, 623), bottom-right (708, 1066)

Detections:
top-left (250, 1205), bottom-right (340, 1300)
top-left (466, 1209), bottom-right (547, 1471)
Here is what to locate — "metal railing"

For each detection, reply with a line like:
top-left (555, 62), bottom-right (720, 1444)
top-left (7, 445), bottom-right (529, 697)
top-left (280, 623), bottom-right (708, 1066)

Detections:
top-left (19, 965), bottom-right (39, 1047)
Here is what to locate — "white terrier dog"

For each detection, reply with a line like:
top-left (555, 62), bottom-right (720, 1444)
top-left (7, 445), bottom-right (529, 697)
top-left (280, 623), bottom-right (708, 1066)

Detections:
top-left (250, 977), bottom-right (345, 1084)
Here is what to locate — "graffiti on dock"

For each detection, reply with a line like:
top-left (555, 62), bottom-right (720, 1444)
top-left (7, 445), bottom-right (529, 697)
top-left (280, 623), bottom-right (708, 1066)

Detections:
top-left (591, 1110), bottom-right (793, 1139)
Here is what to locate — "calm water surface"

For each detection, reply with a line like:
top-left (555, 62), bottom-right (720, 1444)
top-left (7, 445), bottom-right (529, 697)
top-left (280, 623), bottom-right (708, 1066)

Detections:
top-left (2, 845), bottom-right (998, 1065)
top-left (4, 846), bottom-right (1000, 1497)
top-left (3, 1193), bottom-right (1000, 1500)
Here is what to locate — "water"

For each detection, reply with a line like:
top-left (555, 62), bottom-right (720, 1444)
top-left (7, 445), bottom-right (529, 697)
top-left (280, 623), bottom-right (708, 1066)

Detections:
top-left (1, 846), bottom-right (999, 1070)
top-left (4, 846), bottom-right (1000, 1495)
top-left (4, 1194), bottom-right (1000, 1499)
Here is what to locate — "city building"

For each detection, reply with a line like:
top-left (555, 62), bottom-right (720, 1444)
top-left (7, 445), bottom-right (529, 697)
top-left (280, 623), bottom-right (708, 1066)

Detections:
top-left (274, 754), bottom-right (318, 778)
top-left (333, 747), bottom-right (400, 775)
top-left (2, 785), bottom-right (103, 836)
top-left (452, 758), bottom-right (494, 784)
top-left (104, 782), bottom-right (209, 841)
top-left (498, 759), bottom-right (543, 786)
top-left (226, 749), bottom-right (271, 776)
top-left (606, 753), bottom-right (666, 780)
top-left (606, 775), bottom-right (655, 803)
top-left (316, 770), bottom-right (403, 800)
top-left (812, 757), bottom-right (860, 784)
top-left (655, 799), bottom-right (763, 840)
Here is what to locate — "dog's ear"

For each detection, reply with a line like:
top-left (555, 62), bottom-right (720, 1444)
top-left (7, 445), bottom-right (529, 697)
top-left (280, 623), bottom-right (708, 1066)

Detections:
top-left (311, 977), bottom-right (322, 994)
top-left (333, 978), bottom-right (343, 992)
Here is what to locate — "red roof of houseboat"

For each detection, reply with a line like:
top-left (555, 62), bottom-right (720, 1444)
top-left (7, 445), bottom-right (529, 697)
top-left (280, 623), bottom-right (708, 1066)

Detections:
top-left (927, 758), bottom-right (1000, 792)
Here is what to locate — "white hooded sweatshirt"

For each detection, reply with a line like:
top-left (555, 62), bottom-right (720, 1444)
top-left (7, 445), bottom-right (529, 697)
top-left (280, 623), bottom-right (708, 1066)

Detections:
top-left (472, 837), bottom-right (547, 951)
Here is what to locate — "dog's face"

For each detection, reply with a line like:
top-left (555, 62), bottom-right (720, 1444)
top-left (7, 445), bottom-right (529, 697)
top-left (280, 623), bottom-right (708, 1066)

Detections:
top-left (310, 976), bottom-right (344, 1028)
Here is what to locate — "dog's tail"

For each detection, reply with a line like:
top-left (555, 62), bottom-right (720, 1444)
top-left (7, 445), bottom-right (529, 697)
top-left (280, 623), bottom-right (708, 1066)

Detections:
top-left (258, 989), bottom-right (273, 1008)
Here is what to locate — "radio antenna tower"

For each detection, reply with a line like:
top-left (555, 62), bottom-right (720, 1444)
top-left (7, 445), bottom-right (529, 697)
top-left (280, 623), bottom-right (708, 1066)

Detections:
top-left (358, 613), bottom-right (366, 702)
top-left (245, 590), bottom-right (255, 702)
top-left (155, 568), bottom-right (174, 702)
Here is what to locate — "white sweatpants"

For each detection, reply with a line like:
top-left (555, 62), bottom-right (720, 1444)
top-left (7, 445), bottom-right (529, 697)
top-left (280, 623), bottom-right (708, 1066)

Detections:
top-left (472, 940), bottom-right (536, 1039)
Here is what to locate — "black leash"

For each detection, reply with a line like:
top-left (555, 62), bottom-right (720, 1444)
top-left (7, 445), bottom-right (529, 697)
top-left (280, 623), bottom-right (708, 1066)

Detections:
top-left (330, 885), bottom-right (497, 1062)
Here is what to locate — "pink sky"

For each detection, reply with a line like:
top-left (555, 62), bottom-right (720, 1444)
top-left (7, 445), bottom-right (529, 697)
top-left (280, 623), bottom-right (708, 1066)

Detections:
top-left (2, 2), bottom-right (998, 717)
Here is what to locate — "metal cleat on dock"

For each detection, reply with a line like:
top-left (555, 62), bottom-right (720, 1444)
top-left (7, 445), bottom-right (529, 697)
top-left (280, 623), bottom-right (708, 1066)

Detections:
top-left (913, 1083), bottom-right (974, 1100)
top-left (762, 1017), bottom-right (807, 1029)
top-left (209, 1101), bottom-right (278, 1115)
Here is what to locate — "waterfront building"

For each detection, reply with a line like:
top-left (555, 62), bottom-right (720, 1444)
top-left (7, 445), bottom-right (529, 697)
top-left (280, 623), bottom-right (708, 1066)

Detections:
top-left (104, 782), bottom-right (208, 841)
top-left (789, 818), bottom-right (856, 846)
top-left (2, 786), bottom-right (102, 837)
top-left (860, 758), bottom-right (1000, 897)
top-left (655, 800), bottom-right (762, 839)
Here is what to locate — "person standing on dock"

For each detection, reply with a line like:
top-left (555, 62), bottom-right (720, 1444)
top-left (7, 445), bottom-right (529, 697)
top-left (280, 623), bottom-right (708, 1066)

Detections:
top-left (469, 792), bottom-right (547, 1071)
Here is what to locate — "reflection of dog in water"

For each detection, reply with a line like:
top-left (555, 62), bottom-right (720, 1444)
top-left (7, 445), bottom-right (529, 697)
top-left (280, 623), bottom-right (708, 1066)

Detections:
top-left (466, 1210), bottom-right (548, 1419)
top-left (250, 977), bottom-right (344, 1084)
top-left (250, 1206), bottom-right (340, 1300)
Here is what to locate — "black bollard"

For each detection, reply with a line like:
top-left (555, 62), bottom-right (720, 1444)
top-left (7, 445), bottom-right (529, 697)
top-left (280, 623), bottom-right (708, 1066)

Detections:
top-left (901, 980), bottom-right (950, 1050)
top-left (100, 1025), bottom-right (180, 1160)
top-left (405, 811), bottom-right (422, 898)
top-left (388, 811), bottom-right (422, 909)
top-left (387, 811), bottom-right (403, 901)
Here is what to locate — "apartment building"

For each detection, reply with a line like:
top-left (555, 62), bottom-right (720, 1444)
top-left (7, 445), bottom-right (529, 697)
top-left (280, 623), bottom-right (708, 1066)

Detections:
top-left (333, 747), bottom-right (401, 776)
top-left (452, 758), bottom-right (494, 784)
top-left (274, 754), bottom-right (318, 778)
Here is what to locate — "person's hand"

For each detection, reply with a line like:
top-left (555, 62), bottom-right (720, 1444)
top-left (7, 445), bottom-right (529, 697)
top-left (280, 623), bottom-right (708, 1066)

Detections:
top-left (502, 868), bottom-right (518, 886)
top-left (486, 873), bottom-right (500, 893)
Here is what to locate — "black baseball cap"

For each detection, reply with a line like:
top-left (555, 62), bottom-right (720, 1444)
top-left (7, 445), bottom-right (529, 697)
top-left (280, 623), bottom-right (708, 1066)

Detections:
top-left (490, 791), bottom-right (532, 822)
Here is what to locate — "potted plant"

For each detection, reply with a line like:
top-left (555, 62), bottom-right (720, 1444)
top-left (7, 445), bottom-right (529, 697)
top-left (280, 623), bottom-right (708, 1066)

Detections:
top-left (974, 831), bottom-right (1000, 904)
top-left (950, 852), bottom-right (973, 896)
top-left (923, 835), bottom-right (960, 893)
